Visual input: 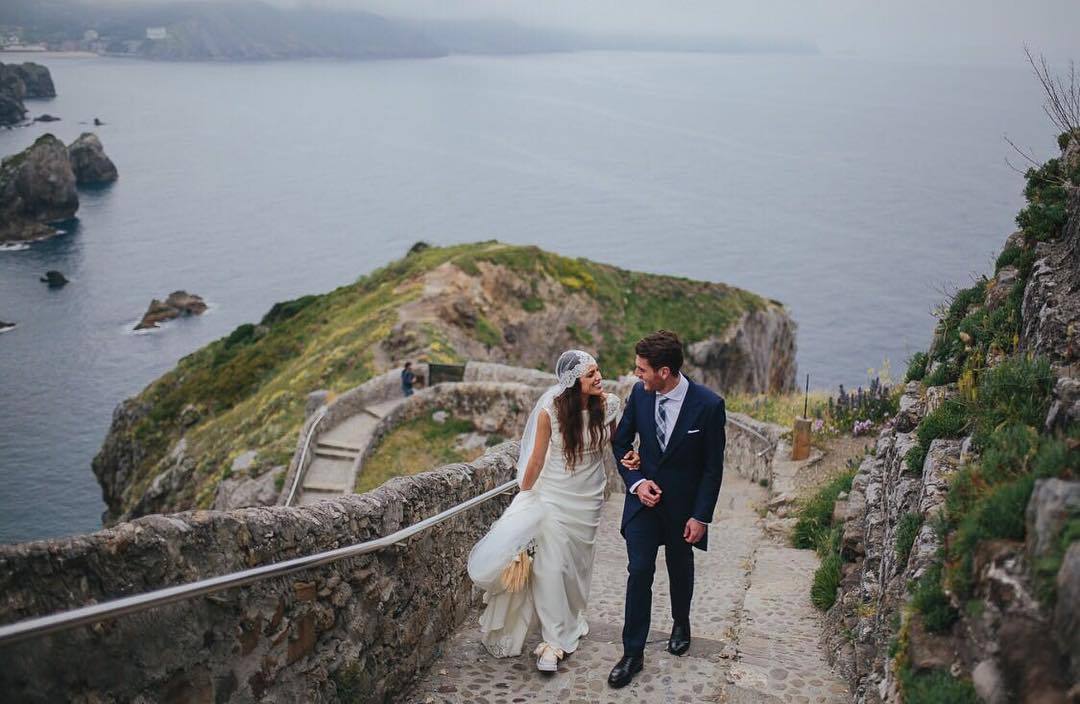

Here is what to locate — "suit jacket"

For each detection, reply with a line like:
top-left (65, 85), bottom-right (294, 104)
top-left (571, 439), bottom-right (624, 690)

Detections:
top-left (611, 378), bottom-right (726, 551)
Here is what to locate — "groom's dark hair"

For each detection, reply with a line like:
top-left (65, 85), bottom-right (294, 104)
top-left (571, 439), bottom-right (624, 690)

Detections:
top-left (635, 330), bottom-right (684, 374)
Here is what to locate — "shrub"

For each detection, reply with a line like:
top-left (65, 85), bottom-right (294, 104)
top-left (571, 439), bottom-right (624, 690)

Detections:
top-left (905, 352), bottom-right (929, 382)
top-left (811, 548), bottom-right (842, 611)
top-left (899, 666), bottom-right (978, 704)
top-left (793, 471), bottom-right (855, 550)
top-left (911, 563), bottom-right (957, 632)
top-left (905, 443), bottom-right (928, 476)
top-left (1032, 433), bottom-right (1079, 480)
top-left (473, 316), bottom-right (503, 348)
top-left (924, 361), bottom-right (958, 387)
top-left (949, 475), bottom-right (1036, 599)
top-left (918, 400), bottom-right (969, 447)
top-left (522, 296), bottom-right (544, 312)
top-left (947, 283), bottom-right (986, 324)
top-left (1017, 159), bottom-right (1071, 243)
top-left (895, 512), bottom-right (924, 566)
top-left (972, 356), bottom-right (1054, 444)
top-left (994, 244), bottom-right (1023, 272)
top-left (260, 294), bottom-right (319, 326)
top-left (828, 377), bottom-right (897, 427)
top-left (978, 423), bottom-right (1039, 485)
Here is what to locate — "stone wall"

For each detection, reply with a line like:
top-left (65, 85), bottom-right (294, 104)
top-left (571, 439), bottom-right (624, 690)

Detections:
top-left (0, 447), bottom-right (518, 704)
top-left (723, 411), bottom-right (784, 485)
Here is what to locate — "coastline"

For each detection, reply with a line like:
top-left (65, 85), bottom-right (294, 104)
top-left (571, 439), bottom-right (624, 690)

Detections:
top-left (0, 50), bottom-right (100, 59)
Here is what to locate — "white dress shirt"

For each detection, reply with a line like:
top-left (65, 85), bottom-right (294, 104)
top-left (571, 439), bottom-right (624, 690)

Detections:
top-left (628, 373), bottom-right (689, 492)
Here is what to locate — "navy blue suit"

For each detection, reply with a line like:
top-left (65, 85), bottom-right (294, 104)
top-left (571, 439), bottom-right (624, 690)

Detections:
top-left (611, 377), bottom-right (726, 656)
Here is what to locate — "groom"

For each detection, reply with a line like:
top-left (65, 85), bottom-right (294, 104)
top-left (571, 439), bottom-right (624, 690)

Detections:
top-left (608, 330), bottom-right (726, 688)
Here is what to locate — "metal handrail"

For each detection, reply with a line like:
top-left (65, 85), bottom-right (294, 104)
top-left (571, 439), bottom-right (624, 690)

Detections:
top-left (284, 406), bottom-right (329, 507)
top-left (0, 478), bottom-right (519, 647)
top-left (726, 416), bottom-right (777, 458)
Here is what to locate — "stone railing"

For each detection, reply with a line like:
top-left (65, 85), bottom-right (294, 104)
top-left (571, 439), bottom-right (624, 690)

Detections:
top-left (0, 446), bottom-right (518, 703)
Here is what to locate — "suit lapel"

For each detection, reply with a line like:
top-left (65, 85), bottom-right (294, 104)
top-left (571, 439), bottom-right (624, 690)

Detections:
top-left (659, 381), bottom-right (706, 464)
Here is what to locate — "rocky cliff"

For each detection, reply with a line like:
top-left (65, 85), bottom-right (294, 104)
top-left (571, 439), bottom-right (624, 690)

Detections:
top-left (821, 134), bottom-right (1080, 703)
top-left (93, 242), bottom-right (797, 522)
top-left (0, 62), bottom-right (54, 126)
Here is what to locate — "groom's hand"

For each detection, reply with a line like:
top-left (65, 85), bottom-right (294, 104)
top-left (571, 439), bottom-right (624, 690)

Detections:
top-left (684, 518), bottom-right (707, 544)
top-left (634, 480), bottom-right (662, 508)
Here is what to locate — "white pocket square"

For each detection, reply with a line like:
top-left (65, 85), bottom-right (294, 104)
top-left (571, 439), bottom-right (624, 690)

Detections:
top-left (687, 429), bottom-right (701, 434)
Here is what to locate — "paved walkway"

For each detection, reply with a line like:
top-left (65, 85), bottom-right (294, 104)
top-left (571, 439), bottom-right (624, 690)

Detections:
top-left (406, 472), bottom-right (849, 704)
top-left (298, 399), bottom-right (404, 506)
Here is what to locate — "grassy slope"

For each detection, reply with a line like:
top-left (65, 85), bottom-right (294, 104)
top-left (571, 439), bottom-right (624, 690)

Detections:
top-left (114, 241), bottom-right (772, 512)
top-left (354, 414), bottom-right (481, 494)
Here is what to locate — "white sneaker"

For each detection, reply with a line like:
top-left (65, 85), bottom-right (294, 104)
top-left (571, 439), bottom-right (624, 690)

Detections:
top-left (534, 642), bottom-right (564, 672)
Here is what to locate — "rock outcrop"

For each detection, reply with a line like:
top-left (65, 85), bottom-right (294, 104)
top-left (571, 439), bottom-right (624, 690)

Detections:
top-left (1021, 186), bottom-right (1080, 366)
top-left (94, 242), bottom-right (796, 522)
top-left (40, 270), bottom-right (68, 287)
top-left (8, 62), bottom-right (56, 98)
top-left (0, 134), bottom-right (78, 243)
top-left (134, 291), bottom-right (208, 330)
top-left (68, 133), bottom-right (118, 186)
top-left (0, 62), bottom-right (55, 127)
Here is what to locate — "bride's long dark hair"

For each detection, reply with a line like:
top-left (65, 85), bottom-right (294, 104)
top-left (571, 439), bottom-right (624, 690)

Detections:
top-left (553, 380), bottom-right (605, 471)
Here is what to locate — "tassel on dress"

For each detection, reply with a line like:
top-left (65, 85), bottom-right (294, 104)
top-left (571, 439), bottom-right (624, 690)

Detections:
top-left (500, 548), bottom-right (533, 592)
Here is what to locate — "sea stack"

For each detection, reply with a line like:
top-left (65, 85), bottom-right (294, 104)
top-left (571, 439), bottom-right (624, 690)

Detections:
top-left (68, 133), bottom-right (118, 186)
top-left (0, 134), bottom-right (78, 242)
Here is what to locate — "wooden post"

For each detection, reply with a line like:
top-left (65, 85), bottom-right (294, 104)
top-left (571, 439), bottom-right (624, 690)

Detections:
top-left (792, 417), bottom-right (811, 460)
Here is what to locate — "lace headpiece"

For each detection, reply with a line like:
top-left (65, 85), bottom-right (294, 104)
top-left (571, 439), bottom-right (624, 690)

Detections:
top-left (555, 350), bottom-right (597, 390)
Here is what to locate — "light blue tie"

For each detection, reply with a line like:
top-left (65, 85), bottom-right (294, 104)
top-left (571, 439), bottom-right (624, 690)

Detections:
top-left (656, 396), bottom-right (669, 452)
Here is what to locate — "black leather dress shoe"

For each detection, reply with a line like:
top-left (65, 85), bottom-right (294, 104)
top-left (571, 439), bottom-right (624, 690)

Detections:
top-left (667, 624), bottom-right (691, 656)
top-left (607, 654), bottom-right (644, 688)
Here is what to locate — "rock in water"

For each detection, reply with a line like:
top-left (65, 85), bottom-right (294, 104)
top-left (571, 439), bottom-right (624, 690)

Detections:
top-left (68, 133), bottom-right (118, 186)
top-left (135, 291), bottom-right (208, 330)
top-left (0, 62), bottom-right (56, 127)
top-left (32, 114), bottom-right (60, 123)
top-left (10, 62), bottom-right (56, 98)
top-left (40, 270), bottom-right (69, 287)
top-left (0, 66), bottom-right (26, 126)
top-left (0, 134), bottom-right (79, 242)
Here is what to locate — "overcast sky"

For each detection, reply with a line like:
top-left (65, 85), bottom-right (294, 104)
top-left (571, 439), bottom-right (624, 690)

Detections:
top-left (295, 0), bottom-right (1079, 64)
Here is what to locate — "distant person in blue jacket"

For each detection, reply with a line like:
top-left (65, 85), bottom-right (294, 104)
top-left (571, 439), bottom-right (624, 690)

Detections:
top-left (401, 362), bottom-right (417, 397)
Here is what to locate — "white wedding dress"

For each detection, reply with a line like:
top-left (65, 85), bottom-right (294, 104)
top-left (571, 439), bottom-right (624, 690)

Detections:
top-left (470, 392), bottom-right (622, 657)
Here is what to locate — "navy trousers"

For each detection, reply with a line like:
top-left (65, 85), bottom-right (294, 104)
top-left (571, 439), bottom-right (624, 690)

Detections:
top-left (622, 507), bottom-right (695, 657)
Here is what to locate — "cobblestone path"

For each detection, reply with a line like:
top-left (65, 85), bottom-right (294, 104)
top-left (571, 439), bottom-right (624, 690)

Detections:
top-left (406, 472), bottom-right (850, 704)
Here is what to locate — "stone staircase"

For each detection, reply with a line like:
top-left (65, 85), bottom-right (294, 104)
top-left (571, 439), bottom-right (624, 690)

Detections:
top-left (297, 400), bottom-right (402, 506)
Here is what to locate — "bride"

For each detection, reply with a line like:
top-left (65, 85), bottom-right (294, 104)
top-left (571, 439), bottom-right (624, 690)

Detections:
top-left (467, 350), bottom-right (622, 673)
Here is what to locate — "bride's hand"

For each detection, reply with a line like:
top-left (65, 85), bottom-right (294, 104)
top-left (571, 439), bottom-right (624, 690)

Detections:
top-left (621, 450), bottom-right (641, 470)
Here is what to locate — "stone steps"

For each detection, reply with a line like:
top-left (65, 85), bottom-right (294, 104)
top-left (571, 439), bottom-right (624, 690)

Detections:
top-left (295, 398), bottom-right (405, 503)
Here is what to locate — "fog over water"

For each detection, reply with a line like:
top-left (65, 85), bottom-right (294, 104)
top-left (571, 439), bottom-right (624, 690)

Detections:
top-left (0, 22), bottom-right (1068, 542)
